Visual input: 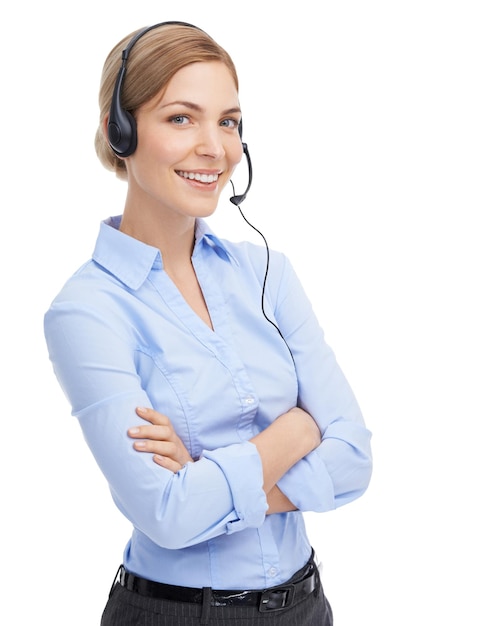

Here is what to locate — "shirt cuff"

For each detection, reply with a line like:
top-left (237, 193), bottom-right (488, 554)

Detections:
top-left (202, 441), bottom-right (267, 533)
top-left (277, 450), bottom-right (336, 512)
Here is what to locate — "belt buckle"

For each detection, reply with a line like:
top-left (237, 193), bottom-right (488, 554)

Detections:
top-left (259, 584), bottom-right (295, 612)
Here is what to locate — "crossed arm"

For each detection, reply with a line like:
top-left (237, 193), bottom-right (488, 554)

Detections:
top-left (128, 405), bottom-right (321, 514)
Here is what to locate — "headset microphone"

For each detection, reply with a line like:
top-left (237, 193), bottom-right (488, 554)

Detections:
top-left (229, 142), bottom-right (253, 206)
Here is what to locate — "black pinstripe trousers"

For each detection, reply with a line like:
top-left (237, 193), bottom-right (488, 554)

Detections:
top-left (100, 568), bottom-right (333, 625)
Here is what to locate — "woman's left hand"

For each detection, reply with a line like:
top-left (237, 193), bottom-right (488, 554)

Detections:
top-left (128, 407), bottom-right (194, 473)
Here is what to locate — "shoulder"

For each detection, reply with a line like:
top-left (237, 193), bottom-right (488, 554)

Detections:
top-left (214, 238), bottom-right (303, 304)
top-left (221, 237), bottom-right (290, 274)
top-left (46, 259), bottom-right (115, 308)
top-left (44, 258), bottom-right (131, 342)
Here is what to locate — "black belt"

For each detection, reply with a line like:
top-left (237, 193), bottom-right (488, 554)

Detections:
top-left (118, 559), bottom-right (319, 613)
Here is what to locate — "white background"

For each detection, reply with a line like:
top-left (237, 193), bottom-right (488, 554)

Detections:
top-left (1, 1), bottom-right (488, 624)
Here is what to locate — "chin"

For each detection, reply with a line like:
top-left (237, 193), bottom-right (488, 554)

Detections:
top-left (196, 205), bottom-right (219, 219)
top-left (189, 197), bottom-right (222, 219)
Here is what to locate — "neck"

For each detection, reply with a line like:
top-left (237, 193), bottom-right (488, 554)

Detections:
top-left (120, 205), bottom-right (197, 269)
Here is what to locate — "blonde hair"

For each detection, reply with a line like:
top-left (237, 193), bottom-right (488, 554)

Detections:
top-left (94, 23), bottom-right (239, 179)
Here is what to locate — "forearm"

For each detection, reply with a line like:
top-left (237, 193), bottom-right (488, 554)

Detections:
top-left (250, 407), bottom-right (320, 494)
top-left (277, 421), bottom-right (373, 512)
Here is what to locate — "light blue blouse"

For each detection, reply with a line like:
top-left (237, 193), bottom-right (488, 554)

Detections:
top-left (44, 216), bottom-right (372, 590)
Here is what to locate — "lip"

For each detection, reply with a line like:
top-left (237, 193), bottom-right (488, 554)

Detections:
top-left (175, 169), bottom-right (223, 190)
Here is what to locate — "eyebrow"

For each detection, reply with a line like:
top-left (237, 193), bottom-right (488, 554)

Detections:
top-left (160, 100), bottom-right (241, 116)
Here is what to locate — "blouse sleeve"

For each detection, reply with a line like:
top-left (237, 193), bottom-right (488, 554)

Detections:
top-left (270, 254), bottom-right (373, 512)
top-left (44, 293), bottom-right (267, 550)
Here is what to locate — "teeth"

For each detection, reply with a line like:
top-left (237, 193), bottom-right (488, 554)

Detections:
top-left (177, 171), bottom-right (219, 183)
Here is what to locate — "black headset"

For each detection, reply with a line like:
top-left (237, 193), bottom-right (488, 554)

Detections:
top-left (107, 20), bottom-right (252, 205)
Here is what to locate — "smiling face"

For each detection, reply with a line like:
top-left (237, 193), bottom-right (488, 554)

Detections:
top-left (123, 61), bottom-right (243, 224)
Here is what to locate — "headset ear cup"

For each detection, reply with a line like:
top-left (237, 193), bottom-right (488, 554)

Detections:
top-left (107, 64), bottom-right (138, 157)
top-left (108, 109), bottom-right (137, 157)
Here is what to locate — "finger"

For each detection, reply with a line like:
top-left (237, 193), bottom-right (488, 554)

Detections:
top-left (153, 454), bottom-right (183, 473)
top-left (128, 424), bottom-right (172, 440)
top-left (135, 406), bottom-right (170, 426)
top-left (133, 440), bottom-right (176, 456)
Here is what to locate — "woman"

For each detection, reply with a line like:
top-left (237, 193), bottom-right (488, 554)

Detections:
top-left (44, 21), bottom-right (373, 625)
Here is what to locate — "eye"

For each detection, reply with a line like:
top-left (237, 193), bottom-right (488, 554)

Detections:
top-left (170, 115), bottom-right (191, 126)
top-left (220, 118), bottom-right (240, 130)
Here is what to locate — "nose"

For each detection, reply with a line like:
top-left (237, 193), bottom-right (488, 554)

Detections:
top-left (195, 124), bottom-right (226, 160)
